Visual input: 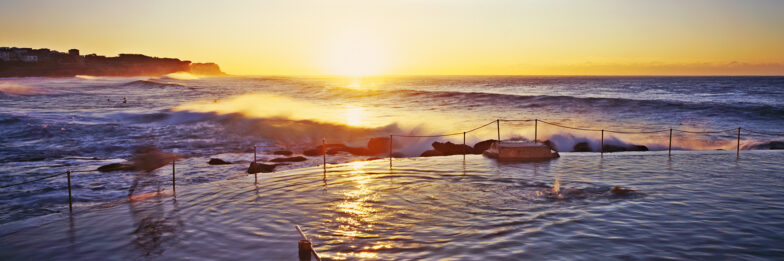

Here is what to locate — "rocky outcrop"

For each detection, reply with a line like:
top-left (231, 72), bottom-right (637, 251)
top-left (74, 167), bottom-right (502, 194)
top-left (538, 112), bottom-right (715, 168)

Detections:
top-left (269, 156), bottom-right (307, 162)
top-left (432, 141), bottom-right (473, 155)
top-left (419, 150), bottom-right (444, 157)
top-left (97, 163), bottom-right (137, 172)
top-left (272, 150), bottom-right (293, 156)
top-left (572, 142), bottom-right (649, 152)
top-left (367, 137), bottom-right (390, 154)
top-left (208, 158), bottom-right (232, 165)
top-left (573, 142), bottom-right (593, 152)
top-left (472, 139), bottom-right (497, 154)
top-left (247, 162), bottom-right (276, 174)
top-left (188, 63), bottom-right (225, 75)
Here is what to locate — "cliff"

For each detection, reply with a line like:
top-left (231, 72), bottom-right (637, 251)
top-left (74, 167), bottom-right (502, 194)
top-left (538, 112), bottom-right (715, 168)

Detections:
top-left (0, 47), bottom-right (225, 77)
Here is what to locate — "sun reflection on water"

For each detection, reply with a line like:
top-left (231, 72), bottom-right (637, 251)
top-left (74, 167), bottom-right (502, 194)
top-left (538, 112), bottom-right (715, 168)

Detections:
top-left (326, 160), bottom-right (399, 259)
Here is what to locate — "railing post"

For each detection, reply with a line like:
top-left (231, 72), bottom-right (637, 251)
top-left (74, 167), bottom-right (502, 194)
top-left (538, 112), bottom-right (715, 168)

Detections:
top-left (172, 159), bottom-right (176, 193)
top-left (322, 138), bottom-right (326, 172)
top-left (534, 119), bottom-right (538, 143)
top-left (600, 129), bottom-right (604, 157)
top-left (253, 145), bottom-right (258, 182)
top-left (668, 128), bottom-right (673, 157)
top-left (67, 170), bottom-right (73, 212)
top-left (463, 132), bottom-right (466, 161)
top-left (389, 135), bottom-right (393, 168)
top-left (496, 119), bottom-right (500, 142)
top-left (737, 127), bottom-right (741, 157)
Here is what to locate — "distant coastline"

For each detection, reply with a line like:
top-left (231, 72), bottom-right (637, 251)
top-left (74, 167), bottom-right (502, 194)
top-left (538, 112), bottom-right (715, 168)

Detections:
top-left (0, 47), bottom-right (225, 78)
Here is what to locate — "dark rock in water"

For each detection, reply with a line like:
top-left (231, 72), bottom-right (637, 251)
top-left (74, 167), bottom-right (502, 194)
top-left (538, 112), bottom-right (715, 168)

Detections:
top-left (303, 149), bottom-right (322, 156)
top-left (208, 158), bottom-right (232, 165)
top-left (272, 150), bottom-right (293, 156)
top-left (432, 141), bottom-right (473, 156)
top-left (367, 137), bottom-right (390, 154)
top-left (419, 150), bottom-right (444, 157)
top-left (391, 152), bottom-right (406, 158)
top-left (603, 144), bottom-right (649, 153)
top-left (573, 142), bottom-right (592, 152)
top-left (327, 146), bottom-right (372, 156)
top-left (629, 145), bottom-right (649, 151)
top-left (542, 140), bottom-right (558, 151)
top-left (247, 162), bottom-right (276, 174)
top-left (97, 163), bottom-right (136, 172)
top-left (602, 144), bottom-right (627, 153)
top-left (745, 141), bottom-right (784, 150)
top-left (269, 156), bottom-right (307, 162)
top-left (611, 185), bottom-right (634, 195)
top-left (472, 139), bottom-right (497, 154)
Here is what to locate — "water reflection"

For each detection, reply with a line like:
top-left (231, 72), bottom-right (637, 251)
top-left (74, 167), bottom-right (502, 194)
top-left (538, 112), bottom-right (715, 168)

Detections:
top-left (128, 194), bottom-right (184, 258)
top-left (328, 160), bottom-right (389, 259)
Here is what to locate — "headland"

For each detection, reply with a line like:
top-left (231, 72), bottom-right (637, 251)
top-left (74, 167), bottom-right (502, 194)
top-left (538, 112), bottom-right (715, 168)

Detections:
top-left (0, 47), bottom-right (224, 77)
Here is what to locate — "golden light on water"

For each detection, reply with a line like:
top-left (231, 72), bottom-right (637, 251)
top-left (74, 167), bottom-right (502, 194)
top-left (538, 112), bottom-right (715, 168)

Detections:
top-left (344, 107), bottom-right (365, 126)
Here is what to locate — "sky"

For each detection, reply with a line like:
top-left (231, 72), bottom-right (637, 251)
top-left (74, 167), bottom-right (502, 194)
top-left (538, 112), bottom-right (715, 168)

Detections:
top-left (2, 0), bottom-right (783, 76)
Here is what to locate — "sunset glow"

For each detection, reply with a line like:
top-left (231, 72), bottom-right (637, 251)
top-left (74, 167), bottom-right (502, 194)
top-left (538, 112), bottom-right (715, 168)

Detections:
top-left (2, 0), bottom-right (782, 76)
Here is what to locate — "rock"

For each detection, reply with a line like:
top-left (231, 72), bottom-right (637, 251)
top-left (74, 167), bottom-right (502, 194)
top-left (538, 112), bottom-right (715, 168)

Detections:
top-left (367, 137), bottom-right (390, 154)
top-left (602, 144), bottom-right (627, 153)
top-left (432, 141), bottom-right (473, 156)
top-left (97, 163), bottom-right (136, 172)
top-left (269, 156), bottom-right (307, 162)
top-left (611, 185), bottom-right (634, 195)
top-left (745, 141), bottom-right (784, 150)
top-left (542, 140), bottom-right (558, 151)
top-left (391, 152), bottom-right (406, 158)
top-left (208, 158), bottom-right (232, 165)
top-left (472, 139), bottom-right (497, 154)
top-left (629, 145), bottom-right (649, 151)
top-left (272, 150), bottom-right (293, 156)
top-left (327, 146), bottom-right (372, 156)
top-left (419, 150), bottom-right (444, 157)
top-left (247, 162), bottom-right (276, 174)
top-left (573, 142), bottom-right (592, 152)
top-left (303, 149), bottom-right (322, 156)
top-left (603, 144), bottom-right (649, 153)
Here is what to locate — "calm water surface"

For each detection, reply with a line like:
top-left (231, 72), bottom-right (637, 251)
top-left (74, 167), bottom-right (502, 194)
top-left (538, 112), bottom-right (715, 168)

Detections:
top-left (2, 151), bottom-right (783, 260)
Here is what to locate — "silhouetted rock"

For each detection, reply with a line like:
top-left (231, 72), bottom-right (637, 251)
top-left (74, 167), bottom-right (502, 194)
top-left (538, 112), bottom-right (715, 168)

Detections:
top-left (269, 156), bottom-right (307, 162)
top-left (208, 158), bottom-right (232, 165)
top-left (367, 137), bottom-right (390, 154)
top-left (432, 141), bottom-right (473, 156)
top-left (97, 163), bottom-right (136, 172)
top-left (391, 152), bottom-right (406, 158)
top-left (573, 142), bottom-right (592, 152)
top-left (542, 140), bottom-right (558, 151)
top-left (303, 149), bottom-right (322, 156)
top-left (611, 185), bottom-right (634, 195)
top-left (247, 162), bottom-right (276, 174)
top-left (272, 150), bottom-right (293, 156)
top-left (602, 144), bottom-right (627, 153)
top-left (472, 139), bottom-right (497, 154)
top-left (603, 144), bottom-right (649, 153)
top-left (327, 146), bottom-right (372, 156)
top-left (419, 150), bottom-right (444, 157)
top-left (745, 141), bottom-right (784, 150)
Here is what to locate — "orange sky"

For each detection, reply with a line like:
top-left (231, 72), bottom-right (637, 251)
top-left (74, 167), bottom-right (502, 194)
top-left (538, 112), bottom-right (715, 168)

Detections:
top-left (2, 0), bottom-right (783, 76)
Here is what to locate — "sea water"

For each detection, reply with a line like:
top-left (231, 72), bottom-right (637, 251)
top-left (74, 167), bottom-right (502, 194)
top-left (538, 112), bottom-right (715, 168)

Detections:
top-left (1, 76), bottom-right (783, 259)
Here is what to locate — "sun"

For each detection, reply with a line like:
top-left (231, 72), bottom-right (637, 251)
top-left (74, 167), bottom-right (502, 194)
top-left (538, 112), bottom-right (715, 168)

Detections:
top-left (323, 32), bottom-right (388, 77)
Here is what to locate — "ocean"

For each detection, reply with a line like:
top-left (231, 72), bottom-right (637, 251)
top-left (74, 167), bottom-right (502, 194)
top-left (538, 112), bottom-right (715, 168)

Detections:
top-left (1, 75), bottom-right (783, 259)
